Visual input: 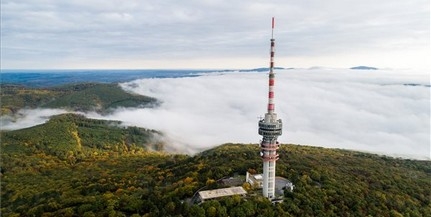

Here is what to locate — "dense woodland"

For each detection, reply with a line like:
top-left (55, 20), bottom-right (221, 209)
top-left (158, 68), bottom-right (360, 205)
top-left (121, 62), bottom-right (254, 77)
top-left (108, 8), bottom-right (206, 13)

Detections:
top-left (1, 114), bottom-right (430, 216)
top-left (0, 83), bottom-right (157, 116)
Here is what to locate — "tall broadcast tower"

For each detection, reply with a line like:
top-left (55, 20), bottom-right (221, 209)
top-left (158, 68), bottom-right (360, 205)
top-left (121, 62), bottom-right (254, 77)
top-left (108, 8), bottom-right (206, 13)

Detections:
top-left (258, 17), bottom-right (283, 199)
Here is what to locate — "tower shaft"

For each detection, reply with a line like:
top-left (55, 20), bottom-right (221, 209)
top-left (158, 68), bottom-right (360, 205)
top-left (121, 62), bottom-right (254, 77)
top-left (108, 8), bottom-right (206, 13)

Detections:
top-left (268, 38), bottom-right (275, 114)
top-left (258, 17), bottom-right (282, 199)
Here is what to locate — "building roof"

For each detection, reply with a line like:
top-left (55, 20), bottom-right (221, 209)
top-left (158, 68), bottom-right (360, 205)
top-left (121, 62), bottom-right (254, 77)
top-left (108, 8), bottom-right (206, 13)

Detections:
top-left (198, 186), bottom-right (247, 200)
top-left (220, 177), bottom-right (244, 186)
top-left (254, 174), bottom-right (263, 180)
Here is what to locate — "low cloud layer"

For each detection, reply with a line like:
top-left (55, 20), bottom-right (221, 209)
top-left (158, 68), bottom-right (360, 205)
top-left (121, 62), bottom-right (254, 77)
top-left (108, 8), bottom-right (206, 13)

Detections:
top-left (0, 108), bottom-right (69, 130)
top-left (2, 69), bottom-right (429, 159)
top-left (93, 69), bottom-right (429, 159)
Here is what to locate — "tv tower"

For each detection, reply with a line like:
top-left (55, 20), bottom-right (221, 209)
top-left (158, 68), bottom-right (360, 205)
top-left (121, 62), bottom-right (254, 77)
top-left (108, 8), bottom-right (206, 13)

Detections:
top-left (258, 17), bottom-right (282, 199)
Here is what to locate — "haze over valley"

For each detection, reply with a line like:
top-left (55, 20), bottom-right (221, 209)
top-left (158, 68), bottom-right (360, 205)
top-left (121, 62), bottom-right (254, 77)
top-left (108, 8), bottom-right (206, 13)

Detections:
top-left (2, 68), bottom-right (429, 160)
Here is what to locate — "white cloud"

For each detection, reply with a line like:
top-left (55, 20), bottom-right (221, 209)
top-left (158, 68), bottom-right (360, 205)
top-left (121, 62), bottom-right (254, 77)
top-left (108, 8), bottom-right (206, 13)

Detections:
top-left (1, 69), bottom-right (429, 159)
top-left (0, 108), bottom-right (69, 130)
top-left (86, 69), bottom-right (429, 159)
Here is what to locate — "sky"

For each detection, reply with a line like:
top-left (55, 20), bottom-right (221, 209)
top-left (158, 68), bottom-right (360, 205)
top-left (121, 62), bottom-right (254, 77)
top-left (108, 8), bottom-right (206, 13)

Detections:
top-left (1, 0), bottom-right (430, 69)
top-left (2, 69), bottom-right (429, 160)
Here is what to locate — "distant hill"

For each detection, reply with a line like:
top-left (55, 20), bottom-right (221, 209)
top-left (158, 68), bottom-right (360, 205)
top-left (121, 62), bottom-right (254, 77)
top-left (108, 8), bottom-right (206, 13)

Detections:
top-left (238, 67), bottom-right (286, 72)
top-left (0, 83), bottom-right (158, 115)
top-left (214, 67), bottom-right (287, 73)
top-left (350, 66), bottom-right (378, 70)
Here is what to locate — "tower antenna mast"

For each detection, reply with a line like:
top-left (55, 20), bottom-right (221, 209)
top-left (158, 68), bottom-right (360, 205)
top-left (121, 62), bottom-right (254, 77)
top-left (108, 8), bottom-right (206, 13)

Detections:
top-left (258, 17), bottom-right (283, 199)
top-left (271, 17), bottom-right (274, 39)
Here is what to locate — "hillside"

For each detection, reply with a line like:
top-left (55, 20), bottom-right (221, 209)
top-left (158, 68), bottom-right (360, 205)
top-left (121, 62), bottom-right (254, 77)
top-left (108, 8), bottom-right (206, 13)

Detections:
top-left (1, 113), bottom-right (164, 160)
top-left (1, 115), bottom-right (430, 216)
top-left (0, 83), bottom-right (158, 116)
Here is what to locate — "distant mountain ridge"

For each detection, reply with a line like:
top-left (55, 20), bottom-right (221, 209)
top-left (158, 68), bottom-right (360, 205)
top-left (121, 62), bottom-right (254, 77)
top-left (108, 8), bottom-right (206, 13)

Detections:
top-left (214, 67), bottom-right (288, 73)
top-left (350, 66), bottom-right (378, 70)
top-left (0, 69), bottom-right (212, 87)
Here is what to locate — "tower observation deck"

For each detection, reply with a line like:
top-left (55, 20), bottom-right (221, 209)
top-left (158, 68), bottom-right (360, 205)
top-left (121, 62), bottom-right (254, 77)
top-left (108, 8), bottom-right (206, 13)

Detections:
top-left (258, 17), bottom-right (282, 199)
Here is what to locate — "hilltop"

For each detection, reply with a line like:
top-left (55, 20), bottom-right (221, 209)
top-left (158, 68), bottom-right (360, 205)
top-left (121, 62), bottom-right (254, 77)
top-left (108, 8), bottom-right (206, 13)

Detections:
top-left (350, 66), bottom-right (378, 70)
top-left (0, 83), bottom-right (157, 116)
top-left (1, 114), bottom-right (430, 216)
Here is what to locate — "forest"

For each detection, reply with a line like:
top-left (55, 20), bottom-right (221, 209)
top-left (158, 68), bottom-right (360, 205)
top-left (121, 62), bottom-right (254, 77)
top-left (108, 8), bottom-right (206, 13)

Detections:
top-left (0, 83), bottom-right (157, 116)
top-left (1, 113), bottom-right (430, 216)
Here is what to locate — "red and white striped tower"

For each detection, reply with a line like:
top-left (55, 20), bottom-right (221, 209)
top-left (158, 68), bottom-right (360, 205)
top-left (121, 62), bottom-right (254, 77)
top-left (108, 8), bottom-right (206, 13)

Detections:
top-left (258, 17), bottom-right (282, 199)
top-left (268, 17), bottom-right (276, 114)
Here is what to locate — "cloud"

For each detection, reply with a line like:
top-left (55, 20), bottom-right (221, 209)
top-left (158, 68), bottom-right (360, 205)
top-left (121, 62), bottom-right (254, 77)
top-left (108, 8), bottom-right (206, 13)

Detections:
top-left (84, 69), bottom-right (429, 159)
top-left (1, 69), bottom-right (429, 159)
top-left (0, 108), bottom-right (69, 130)
top-left (1, 0), bottom-right (429, 69)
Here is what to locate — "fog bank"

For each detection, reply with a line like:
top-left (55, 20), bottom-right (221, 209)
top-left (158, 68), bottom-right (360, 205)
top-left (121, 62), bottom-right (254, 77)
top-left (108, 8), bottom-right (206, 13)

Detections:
top-left (2, 69), bottom-right (429, 160)
top-left (101, 69), bottom-right (430, 159)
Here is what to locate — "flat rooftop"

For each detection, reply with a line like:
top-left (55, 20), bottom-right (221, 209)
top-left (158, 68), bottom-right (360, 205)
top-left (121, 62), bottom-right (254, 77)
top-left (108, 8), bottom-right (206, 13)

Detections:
top-left (198, 186), bottom-right (247, 200)
top-left (254, 174), bottom-right (263, 180)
